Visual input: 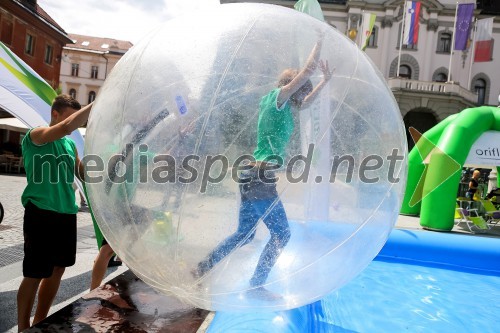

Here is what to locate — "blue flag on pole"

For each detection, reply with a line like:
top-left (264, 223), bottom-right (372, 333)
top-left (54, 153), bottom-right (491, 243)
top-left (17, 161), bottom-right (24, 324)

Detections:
top-left (454, 3), bottom-right (474, 51)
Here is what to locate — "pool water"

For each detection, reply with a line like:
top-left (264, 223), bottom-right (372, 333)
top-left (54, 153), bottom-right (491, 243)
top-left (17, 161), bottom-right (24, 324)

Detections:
top-left (208, 230), bottom-right (500, 332)
top-left (320, 259), bottom-right (500, 332)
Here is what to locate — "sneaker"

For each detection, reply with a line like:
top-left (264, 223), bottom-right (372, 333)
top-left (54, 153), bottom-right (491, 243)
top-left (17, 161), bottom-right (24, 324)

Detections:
top-left (246, 287), bottom-right (283, 301)
top-left (107, 256), bottom-right (122, 267)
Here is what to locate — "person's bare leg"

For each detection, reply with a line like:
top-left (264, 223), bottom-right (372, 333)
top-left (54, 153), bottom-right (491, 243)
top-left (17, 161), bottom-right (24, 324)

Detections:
top-left (90, 244), bottom-right (115, 290)
top-left (17, 277), bottom-right (42, 332)
top-left (32, 266), bottom-right (65, 325)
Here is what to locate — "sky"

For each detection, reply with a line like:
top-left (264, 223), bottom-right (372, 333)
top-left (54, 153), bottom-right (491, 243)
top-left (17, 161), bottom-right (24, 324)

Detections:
top-left (37, 0), bottom-right (462, 44)
top-left (38, 0), bottom-right (221, 44)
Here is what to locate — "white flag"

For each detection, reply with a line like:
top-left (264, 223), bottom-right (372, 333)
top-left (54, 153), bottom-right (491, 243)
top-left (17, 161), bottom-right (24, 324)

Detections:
top-left (360, 13), bottom-right (376, 50)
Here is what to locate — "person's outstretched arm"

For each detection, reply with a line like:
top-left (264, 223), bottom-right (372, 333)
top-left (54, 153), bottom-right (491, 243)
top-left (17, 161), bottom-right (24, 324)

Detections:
top-left (277, 38), bottom-right (323, 107)
top-left (30, 102), bottom-right (93, 145)
top-left (300, 60), bottom-right (333, 110)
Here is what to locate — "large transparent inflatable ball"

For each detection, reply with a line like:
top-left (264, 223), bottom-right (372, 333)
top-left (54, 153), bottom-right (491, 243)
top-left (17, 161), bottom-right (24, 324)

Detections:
top-left (85, 3), bottom-right (407, 312)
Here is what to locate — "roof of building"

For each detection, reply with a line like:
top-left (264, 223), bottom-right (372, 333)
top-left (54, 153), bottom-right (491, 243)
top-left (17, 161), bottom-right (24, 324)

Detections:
top-left (66, 33), bottom-right (133, 53)
top-left (12, 0), bottom-right (71, 41)
top-left (34, 3), bottom-right (65, 33)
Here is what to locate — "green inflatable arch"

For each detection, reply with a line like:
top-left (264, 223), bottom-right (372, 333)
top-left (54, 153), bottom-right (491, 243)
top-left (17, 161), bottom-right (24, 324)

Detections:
top-left (401, 106), bottom-right (500, 231)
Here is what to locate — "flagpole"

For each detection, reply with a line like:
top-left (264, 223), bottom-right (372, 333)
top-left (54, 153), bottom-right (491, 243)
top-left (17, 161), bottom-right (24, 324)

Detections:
top-left (396, 1), bottom-right (408, 77)
top-left (447, 1), bottom-right (459, 83)
top-left (467, 18), bottom-right (477, 89)
top-left (358, 11), bottom-right (364, 48)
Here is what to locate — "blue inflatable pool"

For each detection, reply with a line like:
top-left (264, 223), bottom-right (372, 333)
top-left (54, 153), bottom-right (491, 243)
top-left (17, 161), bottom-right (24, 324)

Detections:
top-left (208, 229), bottom-right (500, 332)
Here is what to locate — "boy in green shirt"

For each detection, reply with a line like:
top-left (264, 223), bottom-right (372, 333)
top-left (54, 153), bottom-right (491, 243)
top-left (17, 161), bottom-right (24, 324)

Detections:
top-left (17, 95), bottom-right (92, 331)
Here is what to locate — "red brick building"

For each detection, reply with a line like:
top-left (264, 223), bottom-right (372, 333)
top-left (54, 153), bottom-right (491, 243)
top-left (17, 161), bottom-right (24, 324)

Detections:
top-left (0, 0), bottom-right (72, 154)
top-left (0, 0), bottom-right (72, 90)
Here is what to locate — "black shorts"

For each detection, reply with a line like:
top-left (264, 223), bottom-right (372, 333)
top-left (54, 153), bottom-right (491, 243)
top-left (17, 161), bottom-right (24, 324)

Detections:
top-left (23, 201), bottom-right (77, 278)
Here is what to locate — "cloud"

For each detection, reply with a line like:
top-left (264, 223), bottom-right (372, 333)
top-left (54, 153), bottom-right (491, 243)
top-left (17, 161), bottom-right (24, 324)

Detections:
top-left (119, 0), bottom-right (168, 13)
top-left (38, 0), bottom-right (220, 43)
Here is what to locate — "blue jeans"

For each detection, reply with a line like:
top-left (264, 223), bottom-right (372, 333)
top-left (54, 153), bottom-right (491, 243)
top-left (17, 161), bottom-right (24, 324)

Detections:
top-left (198, 169), bottom-right (291, 286)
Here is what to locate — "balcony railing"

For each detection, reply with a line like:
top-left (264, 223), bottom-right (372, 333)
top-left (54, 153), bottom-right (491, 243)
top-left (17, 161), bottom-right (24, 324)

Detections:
top-left (387, 78), bottom-right (478, 103)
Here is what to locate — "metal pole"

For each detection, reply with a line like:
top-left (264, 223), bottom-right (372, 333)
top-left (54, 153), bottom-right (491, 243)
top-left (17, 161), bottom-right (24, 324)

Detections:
top-left (359, 10), bottom-right (364, 48)
top-left (447, 1), bottom-right (459, 83)
top-left (396, 1), bottom-right (408, 77)
top-left (467, 18), bottom-right (477, 89)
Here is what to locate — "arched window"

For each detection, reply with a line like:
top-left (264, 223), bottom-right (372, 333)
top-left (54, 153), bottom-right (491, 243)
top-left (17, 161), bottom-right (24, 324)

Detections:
top-left (435, 73), bottom-right (447, 82)
top-left (69, 88), bottom-right (76, 99)
top-left (88, 91), bottom-right (96, 104)
top-left (404, 110), bottom-right (437, 151)
top-left (399, 65), bottom-right (412, 79)
top-left (389, 54), bottom-right (420, 79)
top-left (474, 79), bottom-right (486, 105)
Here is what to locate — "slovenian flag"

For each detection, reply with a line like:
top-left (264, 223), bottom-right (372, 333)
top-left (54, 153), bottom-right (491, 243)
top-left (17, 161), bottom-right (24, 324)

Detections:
top-left (403, 1), bottom-right (421, 45)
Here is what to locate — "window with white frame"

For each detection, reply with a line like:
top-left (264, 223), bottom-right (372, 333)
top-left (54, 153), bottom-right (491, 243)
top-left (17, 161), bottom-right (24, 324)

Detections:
top-left (71, 63), bottom-right (79, 77)
top-left (91, 66), bottom-right (98, 79)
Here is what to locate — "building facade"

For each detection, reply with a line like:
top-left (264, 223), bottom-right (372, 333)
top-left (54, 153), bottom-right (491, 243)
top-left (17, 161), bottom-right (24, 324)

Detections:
top-left (0, 0), bottom-right (71, 155)
top-left (59, 34), bottom-right (132, 107)
top-left (223, 0), bottom-right (499, 148)
top-left (0, 0), bottom-right (72, 91)
top-left (0, 0), bottom-right (498, 155)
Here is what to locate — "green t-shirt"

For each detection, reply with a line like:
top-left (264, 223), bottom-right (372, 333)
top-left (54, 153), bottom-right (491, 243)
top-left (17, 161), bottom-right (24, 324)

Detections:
top-left (253, 88), bottom-right (294, 163)
top-left (21, 129), bottom-right (78, 214)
